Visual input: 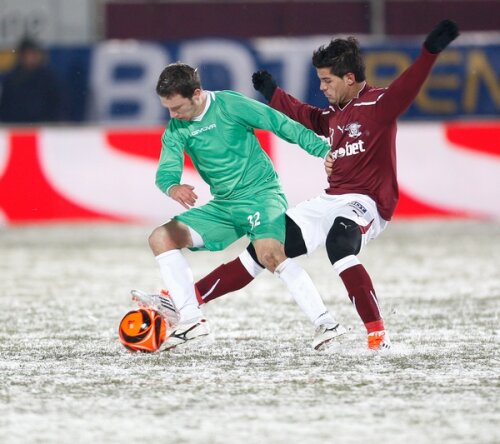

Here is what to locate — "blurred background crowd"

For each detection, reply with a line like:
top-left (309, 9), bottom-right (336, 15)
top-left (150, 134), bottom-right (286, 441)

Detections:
top-left (0, 0), bottom-right (498, 125)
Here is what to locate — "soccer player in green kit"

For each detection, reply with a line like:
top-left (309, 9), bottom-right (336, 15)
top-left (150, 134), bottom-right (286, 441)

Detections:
top-left (133, 62), bottom-right (346, 350)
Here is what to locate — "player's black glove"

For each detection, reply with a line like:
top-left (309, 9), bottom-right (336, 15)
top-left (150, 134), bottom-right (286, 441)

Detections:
top-left (252, 70), bottom-right (277, 102)
top-left (424, 19), bottom-right (459, 54)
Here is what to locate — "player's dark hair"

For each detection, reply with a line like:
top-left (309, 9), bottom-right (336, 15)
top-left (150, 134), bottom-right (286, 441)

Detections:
top-left (156, 62), bottom-right (201, 98)
top-left (312, 37), bottom-right (366, 82)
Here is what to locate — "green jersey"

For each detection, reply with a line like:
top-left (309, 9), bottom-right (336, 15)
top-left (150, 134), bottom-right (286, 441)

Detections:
top-left (156, 90), bottom-right (329, 200)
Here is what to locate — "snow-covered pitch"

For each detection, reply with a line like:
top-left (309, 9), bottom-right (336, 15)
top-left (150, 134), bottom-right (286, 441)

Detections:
top-left (1, 221), bottom-right (499, 444)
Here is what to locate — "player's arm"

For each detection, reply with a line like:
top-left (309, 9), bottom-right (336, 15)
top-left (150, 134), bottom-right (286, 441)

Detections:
top-left (156, 127), bottom-right (198, 209)
top-left (222, 90), bottom-right (329, 158)
top-left (377, 19), bottom-right (459, 122)
top-left (253, 70), bottom-right (330, 137)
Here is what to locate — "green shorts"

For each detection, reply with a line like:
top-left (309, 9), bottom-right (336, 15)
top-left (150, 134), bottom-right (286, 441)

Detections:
top-left (175, 190), bottom-right (288, 251)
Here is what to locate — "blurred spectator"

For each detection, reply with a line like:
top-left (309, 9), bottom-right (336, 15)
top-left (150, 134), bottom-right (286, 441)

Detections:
top-left (0, 37), bottom-right (66, 123)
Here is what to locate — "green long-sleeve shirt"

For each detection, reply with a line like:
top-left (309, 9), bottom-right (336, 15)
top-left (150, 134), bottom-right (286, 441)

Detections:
top-left (156, 90), bottom-right (329, 200)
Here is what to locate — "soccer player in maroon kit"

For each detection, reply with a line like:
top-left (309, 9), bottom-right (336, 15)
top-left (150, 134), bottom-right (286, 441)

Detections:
top-left (192, 20), bottom-right (459, 350)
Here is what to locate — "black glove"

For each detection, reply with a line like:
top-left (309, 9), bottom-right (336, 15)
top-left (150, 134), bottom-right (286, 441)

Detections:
top-left (252, 70), bottom-right (277, 102)
top-left (424, 19), bottom-right (459, 54)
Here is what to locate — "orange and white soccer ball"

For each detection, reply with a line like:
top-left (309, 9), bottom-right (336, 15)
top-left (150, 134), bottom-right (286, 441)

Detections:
top-left (118, 308), bottom-right (167, 352)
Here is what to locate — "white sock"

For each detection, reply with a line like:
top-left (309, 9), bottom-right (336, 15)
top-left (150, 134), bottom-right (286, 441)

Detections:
top-left (238, 249), bottom-right (265, 278)
top-left (275, 258), bottom-right (337, 327)
top-left (333, 255), bottom-right (360, 274)
top-left (155, 249), bottom-right (203, 323)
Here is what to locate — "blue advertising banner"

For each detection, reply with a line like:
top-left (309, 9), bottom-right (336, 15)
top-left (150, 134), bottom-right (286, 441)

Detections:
top-left (3, 36), bottom-right (499, 123)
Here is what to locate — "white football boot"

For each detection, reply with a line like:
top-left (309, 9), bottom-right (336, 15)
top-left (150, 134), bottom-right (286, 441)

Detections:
top-left (160, 318), bottom-right (211, 351)
top-left (131, 289), bottom-right (180, 328)
top-left (312, 323), bottom-right (347, 350)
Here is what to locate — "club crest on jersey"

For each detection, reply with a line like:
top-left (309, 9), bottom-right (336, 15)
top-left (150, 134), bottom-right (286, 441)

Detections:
top-left (346, 122), bottom-right (362, 138)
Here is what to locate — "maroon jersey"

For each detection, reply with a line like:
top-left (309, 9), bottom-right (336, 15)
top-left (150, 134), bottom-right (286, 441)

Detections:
top-left (270, 47), bottom-right (438, 221)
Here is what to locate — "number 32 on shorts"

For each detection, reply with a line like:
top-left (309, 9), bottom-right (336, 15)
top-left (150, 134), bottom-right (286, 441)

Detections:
top-left (247, 211), bottom-right (261, 230)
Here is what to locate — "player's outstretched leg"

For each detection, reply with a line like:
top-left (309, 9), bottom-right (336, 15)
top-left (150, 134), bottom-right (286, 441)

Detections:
top-left (336, 262), bottom-right (391, 351)
top-left (327, 217), bottom-right (391, 351)
top-left (195, 249), bottom-right (264, 304)
top-left (195, 249), bottom-right (347, 350)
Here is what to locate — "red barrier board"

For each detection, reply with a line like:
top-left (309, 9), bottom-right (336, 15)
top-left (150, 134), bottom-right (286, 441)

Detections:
top-left (0, 123), bottom-right (498, 225)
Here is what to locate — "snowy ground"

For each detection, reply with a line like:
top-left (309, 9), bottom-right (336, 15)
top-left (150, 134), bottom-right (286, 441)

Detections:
top-left (1, 221), bottom-right (499, 444)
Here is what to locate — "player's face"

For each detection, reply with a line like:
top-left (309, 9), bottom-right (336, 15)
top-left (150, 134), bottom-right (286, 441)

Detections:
top-left (160, 89), bottom-right (203, 121)
top-left (316, 68), bottom-right (351, 106)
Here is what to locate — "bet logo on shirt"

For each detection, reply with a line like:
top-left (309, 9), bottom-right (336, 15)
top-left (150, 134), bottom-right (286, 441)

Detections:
top-left (332, 139), bottom-right (366, 159)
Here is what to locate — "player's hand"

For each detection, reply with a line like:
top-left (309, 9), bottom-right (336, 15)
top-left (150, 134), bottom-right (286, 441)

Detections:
top-left (252, 70), bottom-right (277, 102)
top-left (168, 184), bottom-right (198, 209)
top-left (424, 19), bottom-right (459, 54)
top-left (324, 152), bottom-right (335, 176)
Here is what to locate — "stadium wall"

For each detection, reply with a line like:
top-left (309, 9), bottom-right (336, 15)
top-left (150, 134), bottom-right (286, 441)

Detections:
top-left (1, 37), bottom-right (497, 124)
top-left (0, 121), bottom-right (499, 226)
top-left (105, 1), bottom-right (500, 39)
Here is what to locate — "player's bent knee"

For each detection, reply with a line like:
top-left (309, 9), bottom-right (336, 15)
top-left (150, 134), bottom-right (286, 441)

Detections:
top-left (326, 217), bottom-right (362, 265)
top-left (148, 226), bottom-right (166, 251)
top-left (254, 244), bottom-right (286, 272)
top-left (256, 251), bottom-right (281, 272)
top-left (148, 222), bottom-right (189, 254)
